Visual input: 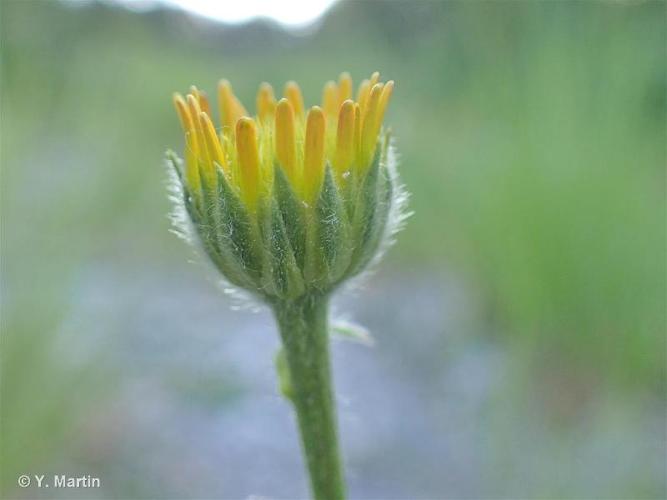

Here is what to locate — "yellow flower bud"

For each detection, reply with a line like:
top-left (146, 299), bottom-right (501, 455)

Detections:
top-left (169, 72), bottom-right (405, 300)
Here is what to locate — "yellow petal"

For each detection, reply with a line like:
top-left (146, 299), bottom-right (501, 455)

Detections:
top-left (303, 106), bottom-right (326, 202)
top-left (334, 99), bottom-right (355, 180)
top-left (188, 85), bottom-right (200, 106)
top-left (353, 102), bottom-right (361, 160)
top-left (284, 81), bottom-right (305, 119)
top-left (218, 79), bottom-right (248, 130)
top-left (187, 94), bottom-right (210, 165)
top-left (360, 83), bottom-right (383, 167)
top-left (235, 117), bottom-right (260, 209)
top-left (369, 71), bottom-right (380, 88)
top-left (199, 111), bottom-right (227, 179)
top-left (322, 80), bottom-right (338, 119)
top-left (275, 98), bottom-right (297, 183)
top-left (256, 82), bottom-right (276, 122)
top-left (199, 91), bottom-right (212, 117)
top-left (373, 80), bottom-right (394, 139)
top-left (188, 85), bottom-right (211, 117)
top-left (337, 72), bottom-right (352, 106)
top-left (356, 79), bottom-right (371, 123)
top-left (173, 93), bottom-right (192, 137)
top-left (173, 93), bottom-right (201, 192)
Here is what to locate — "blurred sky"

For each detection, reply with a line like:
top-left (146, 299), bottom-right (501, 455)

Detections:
top-left (64, 0), bottom-right (340, 27)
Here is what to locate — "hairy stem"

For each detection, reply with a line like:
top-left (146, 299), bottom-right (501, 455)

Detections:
top-left (273, 294), bottom-right (346, 500)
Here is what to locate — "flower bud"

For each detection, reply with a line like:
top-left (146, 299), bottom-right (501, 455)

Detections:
top-left (167, 73), bottom-right (408, 303)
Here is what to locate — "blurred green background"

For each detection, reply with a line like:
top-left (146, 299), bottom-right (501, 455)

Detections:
top-left (1, 0), bottom-right (665, 498)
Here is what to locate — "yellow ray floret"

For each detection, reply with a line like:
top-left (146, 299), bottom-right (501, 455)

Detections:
top-left (172, 72), bottom-right (394, 208)
top-left (353, 102), bottom-right (361, 160)
top-left (187, 94), bottom-right (210, 166)
top-left (173, 93), bottom-right (201, 192)
top-left (333, 100), bottom-right (356, 180)
top-left (360, 83), bottom-right (384, 168)
top-left (377, 81), bottom-right (394, 133)
top-left (199, 111), bottom-right (227, 177)
top-left (275, 98), bottom-right (297, 183)
top-left (337, 72), bottom-right (352, 106)
top-left (356, 79), bottom-right (371, 121)
top-left (189, 85), bottom-right (211, 116)
top-left (284, 81), bottom-right (305, 119)
top-left (236, 117), bottom-right (260, 210)
top-left (218, 79), bottom-right (248, 130)
top-left (256, 82), bottom-right (276, 123)
top-left (322, 81), bottom-right (338, 119)
top-left (303, 106), bottom-right (326, 203)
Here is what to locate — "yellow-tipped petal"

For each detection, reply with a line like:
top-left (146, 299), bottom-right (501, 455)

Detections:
top-left (334, 99), bottom-right (355, 179)
top-left (322, 81), bottom-right (338, 119)
top-left (173, 93), bottom-right (192, 135)
top-left (284, 81), bottom-right (305, 118)
top-left (174, 76), bottom-right (395, 207)
top-left (233, 95), bottom-right (249, 124)
top-left (353, 102), bottom-right (361, 160)
top-left (256, 82), bottom-right (276, 122)
top-left (187, 94), bottom-right (210, 165)
top-left (199, 111), bottom-right (227, 178)
top-left (356, 79), bottom-right (371, 121)
top-left (235, 117), bottom-right (260, 209)
top-left (377, 80), bottom-right (394, 121)
top-left (198, 91), bottom-right (212, 117)
top-left (173, 93), bottom-right (201, 192)
top-left (360, 83), bottom-right (383, 166)
top-left (187, 85), bottom-right (209, 117)
top-left (217, 80), bottom-right (232, 127)
top-left (218, 79), bottom-right (248, 130)
top-left (337, 72), bottom-right (352, 106)
top-left (275, 98), bottom-right (297, 182)
top-left (374, 80), bottom-right (394, 138)
top-left (303, 106), bottom-right (326, 202)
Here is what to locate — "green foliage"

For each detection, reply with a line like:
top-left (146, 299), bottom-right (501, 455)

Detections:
top-left (429, 4), bottom-right (666, 392)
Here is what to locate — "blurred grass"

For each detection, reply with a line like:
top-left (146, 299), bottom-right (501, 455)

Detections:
top-left (1, 0), bottom-right (665, 496)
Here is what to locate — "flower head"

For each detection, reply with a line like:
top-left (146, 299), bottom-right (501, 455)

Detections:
top-left (168, 72), bottom-right (407, 302)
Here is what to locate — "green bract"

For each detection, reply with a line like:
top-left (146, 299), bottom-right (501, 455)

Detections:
top-left (168, 133), bottom-right (406, 305)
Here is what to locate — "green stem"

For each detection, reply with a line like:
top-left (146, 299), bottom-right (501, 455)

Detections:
top-left (273, 293), bottom-right (346, 500)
